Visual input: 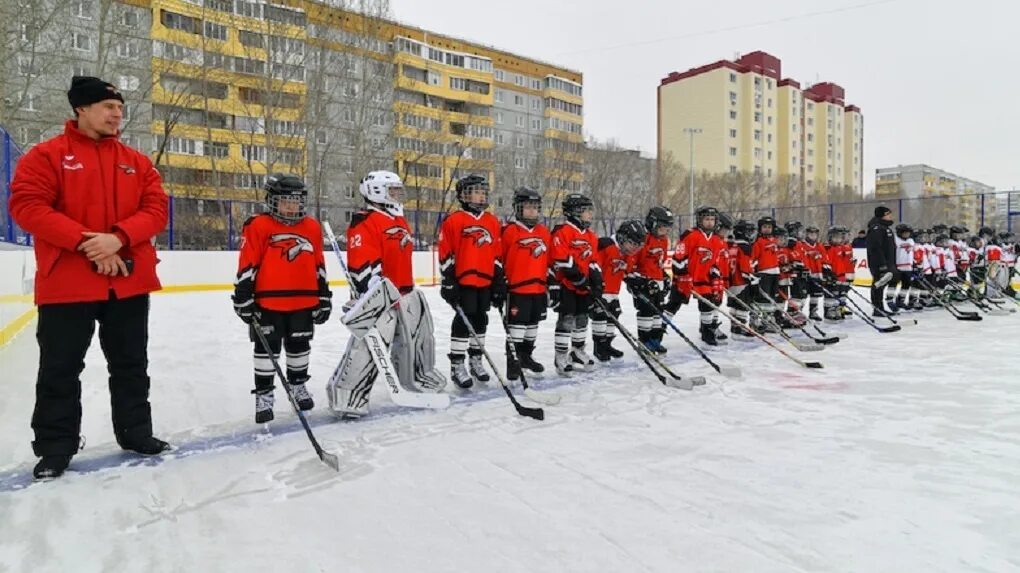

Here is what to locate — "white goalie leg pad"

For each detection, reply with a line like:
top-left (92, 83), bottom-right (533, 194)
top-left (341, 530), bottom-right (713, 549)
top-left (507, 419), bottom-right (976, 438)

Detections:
top-left (327, 336), bottom-right (376, 418)
top-left (391, 289), bottom-right (447, 393)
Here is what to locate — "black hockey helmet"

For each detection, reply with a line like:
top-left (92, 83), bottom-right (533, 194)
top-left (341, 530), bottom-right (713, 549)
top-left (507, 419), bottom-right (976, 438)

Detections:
top-left (512, 186), bottom-right (542, 226)
top-left (827, 225), bottom-right (847, 242)
top-left (895, 223), bottom-right (913, 236)
top-left (456, 174), bottom-right (490, 213)
top-left (934, 234), bottom-right (950, 247)
top-left (968, 235), bottom-right (984, 249)
top-left (932, 223), bottom-right (948, 235)
top-left (998, 231), bottom-right (1016, 244)
top-left (978, 226), bottom-right (995, 240)
top-left (616, 219), bottom-right (646, 248)
top-left (562, 193), bottom-right (594, 230)
top-left (733, 219), bottom-right (757, 242)
top-left (757, 216), bottom-right (776, 235)
top-left (804, 225), bottom-right (820, 241)
top-left (264, 173), bottom-right (307, 224)
top-left (695, 205), bottom-right (718, 231)
top-left (785, 220), bottom-right (804, 239)
top-left (645, 206), bottom-right (675, 235)
top-left (773, 226), bottom-right (788, 238)
top-left (717, 212), bottom-right (734, 230)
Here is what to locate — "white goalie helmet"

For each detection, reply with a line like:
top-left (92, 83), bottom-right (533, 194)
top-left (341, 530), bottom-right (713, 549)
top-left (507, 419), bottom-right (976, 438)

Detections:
top-left (359, 170), bottom-right (405, 216)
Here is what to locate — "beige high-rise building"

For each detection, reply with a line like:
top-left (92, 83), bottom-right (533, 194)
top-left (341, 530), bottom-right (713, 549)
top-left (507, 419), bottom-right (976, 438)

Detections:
top-left (658, 51), bottom-right (864, 198)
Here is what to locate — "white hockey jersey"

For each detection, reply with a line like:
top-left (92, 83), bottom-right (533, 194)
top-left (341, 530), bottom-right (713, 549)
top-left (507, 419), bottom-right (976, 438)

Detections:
top-left (895, 236), bottom-right (915, 270)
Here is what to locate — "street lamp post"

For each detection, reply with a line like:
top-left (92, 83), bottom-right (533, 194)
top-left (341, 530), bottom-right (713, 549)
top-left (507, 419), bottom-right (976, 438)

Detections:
top-left (683, 127), bottom-right (702, 224)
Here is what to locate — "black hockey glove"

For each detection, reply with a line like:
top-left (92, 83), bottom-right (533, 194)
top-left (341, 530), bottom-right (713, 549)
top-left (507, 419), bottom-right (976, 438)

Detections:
top-left (588, 267), bottom-right (604, 299)
top-left (441, 280), bottom-right (460, 307)
top-left (490, 274), bottom-right (508, 309)
top-left (312, 292), bottom-right (332, 325)
top-left (232, 292), bottom-right (257, 324)
top-left (548, 284), bottom-right (562, 312)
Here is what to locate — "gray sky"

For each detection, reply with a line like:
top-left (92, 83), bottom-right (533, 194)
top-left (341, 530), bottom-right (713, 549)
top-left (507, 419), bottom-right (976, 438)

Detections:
top-left (389, 0), bottom-right (1020, 192)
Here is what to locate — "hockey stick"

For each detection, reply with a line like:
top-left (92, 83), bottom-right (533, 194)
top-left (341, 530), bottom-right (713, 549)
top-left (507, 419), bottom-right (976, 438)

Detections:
top-left (592, 297), bottom-right (700, 389)
top-left (726, 294), bottom-right (825, 352)
top-left (978, 279), bottom-right (1020, 308)
top-left (496, 307), bottom-right (562, 405)
top-left (323, 223), bottom-right (451, 410)
top-left (454, 305), bottom-right (544, 420)
top-left (913, 276), bottom-right (983, 321)
top-left (844, 286), bottom-right (919, 327)
top-left (808, 279), bottom-right (901, 333)
top-left (760, 289), bottom-right (841, 345)
top-left (775, 288), bottom-right (848, 341)
top-left (692, 292), bottom-right (823, 369)
top-left (951, 276), bottom-right (1018, 312)
top-left (250, 318), bottom-right (340, 472)
top-left (634, 293), bottom-right (741, 378)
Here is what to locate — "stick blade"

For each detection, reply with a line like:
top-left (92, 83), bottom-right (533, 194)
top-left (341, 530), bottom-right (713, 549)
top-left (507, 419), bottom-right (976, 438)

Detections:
top-left (794, 343), bottom-right (825, 352)
top-left (879, 325), bottom-right (902, 333)
top-left (816, 337), bottom-right (841, 345)
top-left (717, 366), bottom-right (742, 378)
top-left (524, 388), bottom-right (562, 406)
top-left (805, 361), bottom-right (824, 369)
top-left (517, 404), bottom-right (545, 420)
top-left (958, 314), bottom-right (983, 321)
top-left (664, 377), bottom-right (695, 390)
top-left (319, 450), bottom-right (341, 472)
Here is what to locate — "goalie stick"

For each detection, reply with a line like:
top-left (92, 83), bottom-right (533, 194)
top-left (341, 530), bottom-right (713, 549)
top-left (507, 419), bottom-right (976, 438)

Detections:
top-left (250, 317), bottom-right (340, 472)
top-left (691, 292), bottom-right (823, 369)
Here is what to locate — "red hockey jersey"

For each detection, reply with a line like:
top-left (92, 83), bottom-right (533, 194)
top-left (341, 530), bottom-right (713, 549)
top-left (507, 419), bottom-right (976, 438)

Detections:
top-left (801, 240), bottom-right (829, 276)
top-left (551, 222), bottom-right (599, 294)
top-left (632, 234), bottom-right (669, 281)
top-left (501, 220), bottom-right (551, 295)
top-left (751, 235), bottom-right (781, 273)
top-left (672, 229), bottom-right (726, 295)
top-left (438, 210), bottom-right (502, 288)
top-left (598, 237), bottom-right (630, 295)
top-left (347, 207), bottom-right (415, 294)
top-left (825, 243), bottom-right (854, 282)
top-left (236, 213), bottom-right (327, 312)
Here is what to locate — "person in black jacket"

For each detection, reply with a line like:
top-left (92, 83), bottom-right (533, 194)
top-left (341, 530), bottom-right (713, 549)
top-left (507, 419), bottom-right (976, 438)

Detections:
top-left (866, 206), bottom-right (897, 315)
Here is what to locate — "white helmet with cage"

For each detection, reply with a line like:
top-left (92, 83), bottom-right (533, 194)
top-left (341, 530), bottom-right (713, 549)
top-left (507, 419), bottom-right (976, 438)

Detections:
top-left (359, 170), bottom-right (405, 216)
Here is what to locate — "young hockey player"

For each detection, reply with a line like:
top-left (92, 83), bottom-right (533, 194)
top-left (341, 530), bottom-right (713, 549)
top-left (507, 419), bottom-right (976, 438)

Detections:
top-left (912, 228), bottom-right (935, 308)
top-left (997, 231), bottom-right (1018, 298)
top-left (550, 193), bottom-right (602, 374)
top-left (750, 216), bottom-right (782, 332)
top-left (626, 206), bottom-right (674, 353)
top-left (800, 226), bottom-right (829, 321)
top-left (783, 221), bottom-right (809, 322)
top-left (439, 174), bottom-right (505, 389)
top-left (593, 220), bottom-right (645, 361)
top-left (328, 171), bottom-right (446, 418)
top-left (823, 226), bottom-right (855, 321)
top-left (888, 223), bottom-right (915, 312)
top-left (233, 174), bottom-right (332, 423)
top-left (711, 213), bottom-right (735, 341)
top-left (979, 227), bottom-right (1006, 299)
top-left (950, 225), bottom-right (971, 282)
top-left (500, 186), bottom-right (552, 381)
top-left (667, 206), bottom-right (728, 345)
top-left (727, 219), bottom-right (758, 338)
top-left (772, 226), bottom-right (804, 327)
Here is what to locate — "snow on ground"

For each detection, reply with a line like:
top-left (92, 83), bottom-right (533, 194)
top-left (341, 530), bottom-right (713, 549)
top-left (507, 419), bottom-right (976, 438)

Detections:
top-left (1, 286), bottom-right (1019, 572)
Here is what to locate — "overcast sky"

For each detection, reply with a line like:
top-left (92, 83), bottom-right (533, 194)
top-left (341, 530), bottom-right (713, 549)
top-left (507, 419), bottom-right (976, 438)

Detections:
top-left (389, 0), bottom-right (1020, 192)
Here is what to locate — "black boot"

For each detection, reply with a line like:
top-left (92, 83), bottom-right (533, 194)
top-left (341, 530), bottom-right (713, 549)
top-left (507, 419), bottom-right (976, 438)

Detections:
top-left (605, 336), bottom-right (625, 358)
top-left (519, 341), bottom-right (545, 373)
top-left (593, 336), bottom-right (613, 362)
top-left (506, 343), bottom-right (522, 381)
top-left (33, 455), bottom-right (72, 481)
top-left (119, 436), bottom-right (171, 456)
top-left (700, 323), bottom-right (719, 346)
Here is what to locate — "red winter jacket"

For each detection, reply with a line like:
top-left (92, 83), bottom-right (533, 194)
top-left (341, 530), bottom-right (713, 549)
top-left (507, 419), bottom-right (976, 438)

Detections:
top-left (9, 120), bottom-right (168, 305)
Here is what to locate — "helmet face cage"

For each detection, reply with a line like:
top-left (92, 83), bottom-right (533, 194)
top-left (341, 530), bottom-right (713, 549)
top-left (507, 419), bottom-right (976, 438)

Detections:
top-left (696, 206), bottom-right (718, 232)
top-left (264, 174), bottom-right (307, 224)
top-left (457, 176), bottom-right (490, 213)
top-left (733, 220), bottom-right (756, 242)
top-left (360, 171), bottom-right (405, 216)
top-left (513, 187), bottom-right (542, 226)
top-left (645, 207), bottom-right (675, 236)
top-left (757, 217), bottom-right (775, 236)
top-left (562, 194), bottom-right (594, 230)
top-left (616, 220), bottom-right (645, 254)
top-left (805, 226), bottom-right (820, 243)
top-left (895, 224), bottom-right (912, 238)
top-left (785, 222), bottom-right (804, 240)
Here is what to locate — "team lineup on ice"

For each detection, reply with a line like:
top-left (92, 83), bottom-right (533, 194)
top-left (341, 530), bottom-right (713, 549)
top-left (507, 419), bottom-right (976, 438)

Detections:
top-left (4, 164), bottom-right (1020, 570)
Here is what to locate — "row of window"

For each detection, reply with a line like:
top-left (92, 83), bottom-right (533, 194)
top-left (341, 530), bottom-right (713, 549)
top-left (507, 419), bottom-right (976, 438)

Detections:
top-left (495, 113), bottom-right (543, 132)
top-left (545, 98), bottom-right (582, 116)
top-left (394, 37), bottom-right (493, 73)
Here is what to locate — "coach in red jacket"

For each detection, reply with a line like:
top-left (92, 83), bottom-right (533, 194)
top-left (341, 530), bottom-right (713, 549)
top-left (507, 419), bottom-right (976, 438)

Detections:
top-left (9, 76), bottom-right (171, 480)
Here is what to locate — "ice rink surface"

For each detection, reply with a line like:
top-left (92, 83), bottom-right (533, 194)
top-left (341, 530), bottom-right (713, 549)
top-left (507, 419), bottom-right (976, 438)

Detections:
top-left (1, 286), bottom-right (1018, 572)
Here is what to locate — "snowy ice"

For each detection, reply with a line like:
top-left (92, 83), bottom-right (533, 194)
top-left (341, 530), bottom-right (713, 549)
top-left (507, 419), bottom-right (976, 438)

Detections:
top-left (1, 286), bottom-right (1019, 572)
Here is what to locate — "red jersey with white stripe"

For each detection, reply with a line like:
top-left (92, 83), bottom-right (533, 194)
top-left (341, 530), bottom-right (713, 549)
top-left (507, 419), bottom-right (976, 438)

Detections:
top-left (801, 240), bottom-right (829, 277)
top-left (551, 222), bottom-right (599, 294)
top-left (438, 210), bottom-right (502, 288)
top-left (501, 220), bottom-right (551, 295)
top-left (751, 235), bottom-right (781, 273)
top-left (984, 244), bottom-right (1003, 262)
top-left (825, 243), bottom-right (854, 282)
top-left (347, 207), bottom-right (414, 294)
top-left (236, 213), bottom-right (326, 312)
top-left (598, 237), bottom-right (630, 295)
top-left (632, 234), bottom-right (669, 281)
top-left (912, 243), bottom-right (931, 274)
top-left (672, 228), bottom-right (726, 294)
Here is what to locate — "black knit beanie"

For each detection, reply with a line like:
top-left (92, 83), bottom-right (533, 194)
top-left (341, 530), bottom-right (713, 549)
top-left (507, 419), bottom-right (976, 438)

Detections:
top-left (67, 76), bottom-right (124, 110)
top-left (874, 206), bottom-right (892, 218)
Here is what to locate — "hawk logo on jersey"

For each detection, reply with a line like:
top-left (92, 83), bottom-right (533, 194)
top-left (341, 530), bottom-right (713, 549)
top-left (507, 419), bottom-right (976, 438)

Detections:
top-left (269, 233), bottom-right (314, 261)
top-left (517, 237), bottom-right (547, 258)
top-left (570, 239), bottom-right (593, 260)
top-left (462, 225), bottom-right (493, 246)
top-left (696, 246), bottom-right (714, 264)
top-left (384, 226), bottom-right (413, 249)
top-left (647, 246), bottom-right (665, 265)
top-left (611, 258), bottom-right (628, 273)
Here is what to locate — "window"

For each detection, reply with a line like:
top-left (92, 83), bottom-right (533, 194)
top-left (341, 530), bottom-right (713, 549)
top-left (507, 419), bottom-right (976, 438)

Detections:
top-left (495, 133), bottom-right (504, 145)
top-left (496, 112), bottom-right (503, 124)
top-left (531, 118), bottom-right (541, 130)
top-left (753, 148), bottom-right (761, 159)
top-left (754, 111), bottom-right (761, 122)
top-left (204, 21), bottom-right (228, 41)
top-left (237, 0), bottom-right (263, 19)
top-left (754, 130), bottom-right (761, 141)
top-left (515, 135), bottom-right (524, 148)
top-left (729, 147), bottom-right (736, 156)
top-left (18, 57), bottom-right (40, 77)
top-left (19, 93), bottom-right (36, 111)
top-left (117, 41), bottom-right (139, 59)
top-left (239, 30), bottom-right (263, 48)
top-left (729, 73), bottom-right (736, 83)
top-left (72, 32), bottom-right (91, 51)
top-left (729, 110), bottom-right (737, 120)
top-left (767, 134), bottom-right (772, 143)
top-left (344, 185), bottom-right (355, 199)
top-left (494, 70), bottom-right (505, 82)
top-left (514, 157), bottom-right (525, 169)
top-left (767, 79), bottom-right (773, 89)
top-left (729, 91), bottom-right (737, 105)
top-left (514, 94), bottom-right (524, 106)
top-left (205, 141), bottom-right (229, 158)
top-left (807, 117), bottom-right (814, 126)
top-left (767, 151), bottom-right (772, 160)
top-left (495, 90), bottom-right (504, 103)
top-left (768, 116), bottom-right (773, 125)
top-left (531, 98), bottom-right (540, 110)
top-left (72, 0), bottom-right (92, 19)
top-left (531, 79), bottom-right (542, 90)
top-left (729, 129), bottom-right (736, 138)
top-left (515, 116), bottom-right (524, 128)
top-left (514, 74), bottom-right (525, 87)
top-left (767, 98), bottom-right (772, 108)
top-left (807, 133), bottom-right (814, 142)
top-left (729, 165), bottom-right (737, 174)
top-left (118, 10), bottom-right (138, 27)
